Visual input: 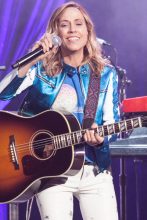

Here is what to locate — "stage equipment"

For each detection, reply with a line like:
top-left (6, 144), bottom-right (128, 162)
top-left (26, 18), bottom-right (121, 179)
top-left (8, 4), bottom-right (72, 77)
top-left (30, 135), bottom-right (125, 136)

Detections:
top-left (122, 96), bottom-right (147, 113)
top-left (110, 96), bottom-right (147, 220)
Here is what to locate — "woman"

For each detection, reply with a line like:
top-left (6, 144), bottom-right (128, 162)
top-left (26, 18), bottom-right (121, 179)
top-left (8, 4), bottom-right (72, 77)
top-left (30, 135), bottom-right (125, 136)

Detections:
top-left (0, 1), bottom-right (119, 220)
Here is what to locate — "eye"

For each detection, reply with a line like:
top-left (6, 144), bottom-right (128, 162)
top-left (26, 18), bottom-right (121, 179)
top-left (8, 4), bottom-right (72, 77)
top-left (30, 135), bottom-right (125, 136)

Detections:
top-left (60, 23), bottom-right (69, 28)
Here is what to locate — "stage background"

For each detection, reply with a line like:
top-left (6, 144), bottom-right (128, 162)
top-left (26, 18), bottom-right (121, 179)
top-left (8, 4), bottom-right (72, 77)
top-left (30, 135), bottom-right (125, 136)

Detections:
top-left (0, 0), bottom-right (147, 219)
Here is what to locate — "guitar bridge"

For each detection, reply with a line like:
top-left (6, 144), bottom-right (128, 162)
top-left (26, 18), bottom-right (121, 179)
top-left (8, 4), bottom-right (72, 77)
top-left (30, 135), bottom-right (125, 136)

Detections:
top-left (9, 135), bottom-right (19, 170)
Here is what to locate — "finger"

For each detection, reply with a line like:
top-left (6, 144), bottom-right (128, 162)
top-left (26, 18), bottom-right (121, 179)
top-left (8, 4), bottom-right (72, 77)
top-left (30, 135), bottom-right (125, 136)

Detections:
top-left (40, 40), bottom-right (49, 53)
top-left (90, 123), bottom-right (101, 142)
top-left (89, 129), bottom-right (97, 143)
top-left (46, 33), bottom-right (53, 48)
top-left (89, 122), bottom-right (104, 145)
top-left (32, 40), bottom-right (46, 53)
top-left (95, 135), bottom-right (104, 144)
top-left (84, 129), bottom-right (90, 142)
top-left (91, 124), bottom-right (104, 144)
top-left (32, 41), bottom-right (40, 50)
top-left (91, 122), bottom-right (98, 129)
top-left (44, 34), bottom-right (54, 50)
top-left (35, 36), bottom-right (49, 53)
top-left (43, 37), bottom-right (50, 52)
top-left (85, 129), bottom-right (97, 144)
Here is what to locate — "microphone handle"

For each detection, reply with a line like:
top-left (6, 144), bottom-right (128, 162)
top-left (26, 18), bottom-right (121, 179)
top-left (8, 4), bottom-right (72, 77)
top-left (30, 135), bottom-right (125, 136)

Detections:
top-left (12, 47), bottom-right (44, 69)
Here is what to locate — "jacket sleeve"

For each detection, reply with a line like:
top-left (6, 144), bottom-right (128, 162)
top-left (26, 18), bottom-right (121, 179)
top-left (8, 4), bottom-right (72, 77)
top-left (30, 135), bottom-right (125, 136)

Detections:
top-left (98, 67), bottom-right (120, 148)
top-left (0, 67), bottom-right (36, 100)
top-left (103, 67), bottom-right (120, 125)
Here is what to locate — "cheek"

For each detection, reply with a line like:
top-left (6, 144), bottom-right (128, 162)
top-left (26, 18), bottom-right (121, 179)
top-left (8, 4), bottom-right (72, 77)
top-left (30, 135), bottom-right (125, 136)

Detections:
top-left (58, 33), bottom-right (67, 46)
top-left (82, 27), bottom-right (88, 38)
top-left (58, 28), bottom-right (66, 39)
top-left (82, 30), bottom-right (88, 44)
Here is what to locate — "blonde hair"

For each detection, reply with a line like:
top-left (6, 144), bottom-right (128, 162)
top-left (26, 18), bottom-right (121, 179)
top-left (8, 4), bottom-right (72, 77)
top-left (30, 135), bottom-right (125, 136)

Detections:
top-left (40, 1), bottom-right (109, 76)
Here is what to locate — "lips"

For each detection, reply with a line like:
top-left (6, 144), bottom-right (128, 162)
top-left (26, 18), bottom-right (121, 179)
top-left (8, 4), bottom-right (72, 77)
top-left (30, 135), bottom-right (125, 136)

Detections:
top-left (67, 36), bottom-right (80, 41)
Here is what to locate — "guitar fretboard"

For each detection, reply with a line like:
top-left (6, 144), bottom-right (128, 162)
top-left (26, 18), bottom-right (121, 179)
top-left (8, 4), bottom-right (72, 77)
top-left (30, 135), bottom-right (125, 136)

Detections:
top-left (97, 117), bottom-right (142, 136)
top-left (53, 117), bottom-right (142, 149)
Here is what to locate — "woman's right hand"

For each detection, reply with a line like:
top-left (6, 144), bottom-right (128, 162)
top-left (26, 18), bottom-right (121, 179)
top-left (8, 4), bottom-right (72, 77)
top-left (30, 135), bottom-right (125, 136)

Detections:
top-left (18, 33), bottom-right (55, 78)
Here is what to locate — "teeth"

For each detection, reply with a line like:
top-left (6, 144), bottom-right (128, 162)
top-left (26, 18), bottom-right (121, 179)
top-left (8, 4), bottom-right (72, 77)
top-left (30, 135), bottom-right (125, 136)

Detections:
top-left (68, 37), bottom-right (79, 40)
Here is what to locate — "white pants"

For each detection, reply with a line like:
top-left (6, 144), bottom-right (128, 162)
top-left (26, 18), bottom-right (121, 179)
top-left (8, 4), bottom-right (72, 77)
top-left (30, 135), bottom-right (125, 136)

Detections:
top-left (36, 165), bottom-right (118, 220)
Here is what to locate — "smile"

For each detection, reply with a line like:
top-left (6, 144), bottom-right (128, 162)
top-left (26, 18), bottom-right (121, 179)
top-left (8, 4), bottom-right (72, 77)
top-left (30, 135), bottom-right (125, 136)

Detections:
top-left (67, 37), bottom-right (80, 41)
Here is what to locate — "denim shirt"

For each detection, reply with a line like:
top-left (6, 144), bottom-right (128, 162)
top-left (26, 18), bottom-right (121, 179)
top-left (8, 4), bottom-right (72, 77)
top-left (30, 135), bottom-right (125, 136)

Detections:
top-left (0, 62), bottom-right (120, 171)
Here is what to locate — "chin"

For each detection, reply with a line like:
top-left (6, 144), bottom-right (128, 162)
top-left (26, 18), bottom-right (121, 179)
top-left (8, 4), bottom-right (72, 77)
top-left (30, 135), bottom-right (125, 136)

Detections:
top-left (67, 46), bottom-right (83, 52)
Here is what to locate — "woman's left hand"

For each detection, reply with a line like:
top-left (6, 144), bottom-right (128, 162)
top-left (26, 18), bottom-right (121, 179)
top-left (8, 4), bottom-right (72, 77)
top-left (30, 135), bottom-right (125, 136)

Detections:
top-left (83, 123), bottom-right (104, 147)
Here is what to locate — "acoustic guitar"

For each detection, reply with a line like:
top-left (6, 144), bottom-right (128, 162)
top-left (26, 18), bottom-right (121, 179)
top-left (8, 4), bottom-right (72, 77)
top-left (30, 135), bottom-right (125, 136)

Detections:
top-left (0, 110), bottom-right (146, 203)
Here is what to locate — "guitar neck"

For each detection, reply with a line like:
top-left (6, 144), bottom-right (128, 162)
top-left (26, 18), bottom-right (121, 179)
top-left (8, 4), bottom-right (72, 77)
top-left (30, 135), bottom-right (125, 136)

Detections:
top-left (96, 116), bottom-right (142, 137)
top-left (53, 116), bottom-right (143, 149)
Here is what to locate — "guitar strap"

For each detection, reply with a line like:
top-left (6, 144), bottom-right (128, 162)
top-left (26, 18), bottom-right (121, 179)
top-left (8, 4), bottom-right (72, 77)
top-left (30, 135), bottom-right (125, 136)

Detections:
top-left (82, 70), bottom-right (101, 129)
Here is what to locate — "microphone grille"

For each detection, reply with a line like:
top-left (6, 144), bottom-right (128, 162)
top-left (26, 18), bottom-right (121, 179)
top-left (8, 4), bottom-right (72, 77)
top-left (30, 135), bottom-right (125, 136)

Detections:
top-left (52, 35), bottom-right (62, 47)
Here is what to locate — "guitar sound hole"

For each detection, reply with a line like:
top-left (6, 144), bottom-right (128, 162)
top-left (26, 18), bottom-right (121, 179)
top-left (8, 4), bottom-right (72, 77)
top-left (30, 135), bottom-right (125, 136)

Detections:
top-left (32, 131), bottom-right (54, 160)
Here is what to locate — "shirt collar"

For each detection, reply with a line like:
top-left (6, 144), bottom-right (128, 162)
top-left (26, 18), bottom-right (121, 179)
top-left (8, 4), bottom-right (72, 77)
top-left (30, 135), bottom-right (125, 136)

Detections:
top-left (62, 62), bottom-right (90, 77)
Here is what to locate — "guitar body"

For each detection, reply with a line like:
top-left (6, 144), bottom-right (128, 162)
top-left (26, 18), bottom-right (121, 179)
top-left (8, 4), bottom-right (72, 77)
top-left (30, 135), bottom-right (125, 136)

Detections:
top-left (0, 110), bottom-right (84, 203)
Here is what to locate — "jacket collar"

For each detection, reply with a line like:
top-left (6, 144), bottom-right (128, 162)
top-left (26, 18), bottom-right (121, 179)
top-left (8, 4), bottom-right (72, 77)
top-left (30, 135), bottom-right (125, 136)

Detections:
top-left (62, 62), bottom-right (91, 77)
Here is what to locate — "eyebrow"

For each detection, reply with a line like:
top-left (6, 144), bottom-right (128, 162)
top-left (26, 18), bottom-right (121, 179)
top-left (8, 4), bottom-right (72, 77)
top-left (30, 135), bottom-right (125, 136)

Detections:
top-left (59, 18), bottom-right (84, 23)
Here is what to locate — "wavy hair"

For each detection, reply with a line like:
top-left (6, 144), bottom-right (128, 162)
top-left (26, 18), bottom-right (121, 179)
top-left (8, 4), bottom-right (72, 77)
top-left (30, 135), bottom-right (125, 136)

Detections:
top-left (41, 1), bottom-right (109, 76)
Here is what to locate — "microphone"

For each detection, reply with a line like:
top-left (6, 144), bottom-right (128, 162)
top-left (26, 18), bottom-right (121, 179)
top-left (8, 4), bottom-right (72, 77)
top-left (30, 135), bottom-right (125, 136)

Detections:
top-left (12, 35), bottom-right (62, 69)
top-left (96, 37), bottom-right (111, 46)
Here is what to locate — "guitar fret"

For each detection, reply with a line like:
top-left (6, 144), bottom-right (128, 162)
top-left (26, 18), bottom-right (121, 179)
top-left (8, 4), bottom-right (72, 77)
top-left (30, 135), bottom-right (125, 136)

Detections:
top-left (102, 126), bottom-right (104, 136)
top-left (120, 121), bottom-right (127, 132)
top-left (103, 125), bottom-right (109, 136)
top-left (53, 136), bottom-right (59, 149)
top-left (57, 136), bottom-right (60, 148)
top-left (124, 120), bottom-right (127, 131)
top-left (75, 131), bottom-right (82, 144)
top-left (65, 134), bottom-right (72, 146)
top-left (106, 125), bottom-right (110, 135)
top-left (60, 135), bottom-right (66, 148)
top-left (98, 126), bottom-right (104, 137)
top-left (132, 117), bottom-right (141, 128)
top-left (114, 123), bottom-right (120, 133)
top-left (127, 120), bottom-right (132, 130)
top-left (112, 124), bottom-right (115, 133)
top-left (126, 119), bottom-right (133, 130)
top-left (57, 136), bottom-right (62, 148)
top-left (52, 137), bottom-right (55, 149)
top-left (138, 117), bottom-right (142, 127)
top-left (130, 119), bottom-right (134, 128)
top-left (60, 135), bottom-right (64, 148)
top-left (71, 132), bottom-right (76, 145)
top-left (107, 124), bottom-right (115, 135)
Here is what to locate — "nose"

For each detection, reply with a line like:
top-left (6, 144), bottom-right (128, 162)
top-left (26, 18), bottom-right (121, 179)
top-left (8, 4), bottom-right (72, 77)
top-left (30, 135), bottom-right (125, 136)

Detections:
top-left (69, 23), bottom-right (76, 32)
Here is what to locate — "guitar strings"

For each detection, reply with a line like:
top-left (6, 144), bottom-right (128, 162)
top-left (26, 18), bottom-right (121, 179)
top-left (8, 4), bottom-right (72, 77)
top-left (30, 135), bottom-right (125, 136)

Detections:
top-left (2, 135), bottom-right (87, 159)
top-left (9, 116), bottom-right (147, 153)
top-left (7, 129), bottom-right (87, 154)
top-left (3, 115), bottom-right (147, 156)
top-left (10, 117), bottom-right (135, 150)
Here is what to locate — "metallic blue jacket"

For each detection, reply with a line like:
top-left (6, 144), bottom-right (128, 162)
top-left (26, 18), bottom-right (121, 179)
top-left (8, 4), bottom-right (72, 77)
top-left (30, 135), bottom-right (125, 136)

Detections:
top-left (0, 62), bottom-right (120, 171)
